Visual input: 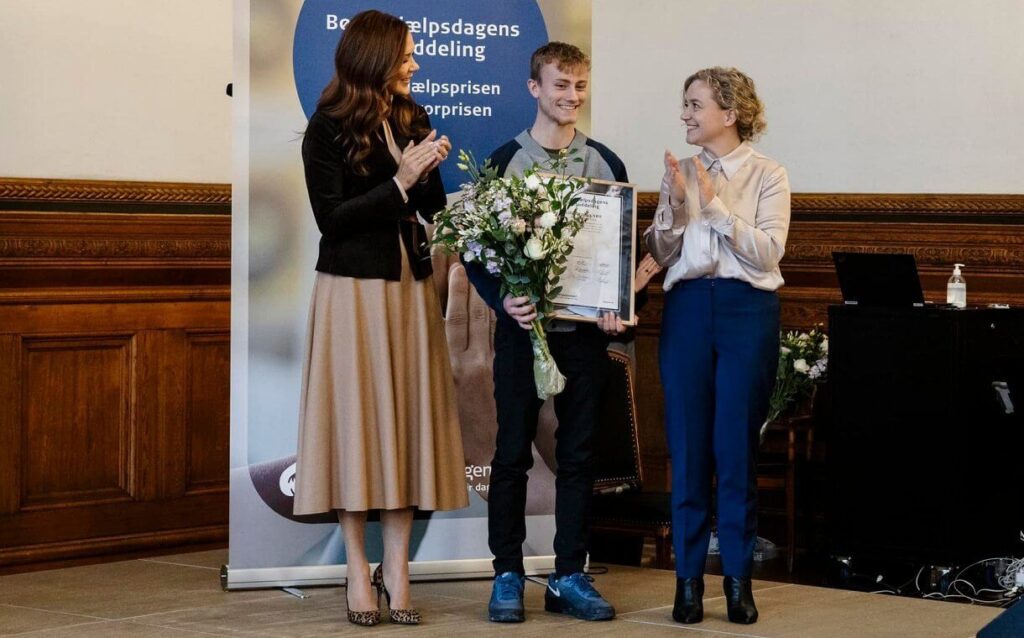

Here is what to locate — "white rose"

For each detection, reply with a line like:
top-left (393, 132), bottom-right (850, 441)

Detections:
top-left (538, 212), bottom-right (557, 229)
top-left (524, 237), bottom-right (547, 260)
top-left (512, 218), bottom-right (527, 235)
top-left (821, 337), bottom-right (829, 354)
top-left (524, 174), bottom-right (542, 192)
top-left (793, 359), bottom-right (809, 374)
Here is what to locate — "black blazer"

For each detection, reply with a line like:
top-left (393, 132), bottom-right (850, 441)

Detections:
top-left (301, 107), bottom-right (446, 281)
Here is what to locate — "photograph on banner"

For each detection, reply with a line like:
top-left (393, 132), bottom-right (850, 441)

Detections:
top-left (547, 177), bottom-right (638, 326)
top-left (230, 0), bottom-right (593, 582)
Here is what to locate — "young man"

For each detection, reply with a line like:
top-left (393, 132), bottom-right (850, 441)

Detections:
top-left (463, 41), bottom-right (628, 623)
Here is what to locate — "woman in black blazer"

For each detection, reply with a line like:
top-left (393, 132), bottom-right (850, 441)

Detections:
top-left (291, 10), bottom-right (468, 626)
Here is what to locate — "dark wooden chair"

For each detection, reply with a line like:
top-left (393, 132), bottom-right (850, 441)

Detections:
top-left (589, 350), bottom-right (674, 569)
top-left (757, 386), bottom-right (821, 572)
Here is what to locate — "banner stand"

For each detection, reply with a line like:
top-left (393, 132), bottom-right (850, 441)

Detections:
top-left (232, 0), bottom-right (590, 588)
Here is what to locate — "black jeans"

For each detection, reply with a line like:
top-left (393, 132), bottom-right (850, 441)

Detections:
top-left (488, 321), bottom-right (609, 577)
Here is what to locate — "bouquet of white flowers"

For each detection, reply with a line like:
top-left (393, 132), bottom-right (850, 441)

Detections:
top-left (766, 326), bottom-right (828, 425)
top-left (431, 148), bottom-right (588, 399)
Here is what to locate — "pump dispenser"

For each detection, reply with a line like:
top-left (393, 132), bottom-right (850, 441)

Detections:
top-left (947, 263), bottom-right (966, 308)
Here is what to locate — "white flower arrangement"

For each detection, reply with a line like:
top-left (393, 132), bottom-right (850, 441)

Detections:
top-left (431, 148), bottom-right (589, 399)
top-left (767, 326), bottom-right (829, 425)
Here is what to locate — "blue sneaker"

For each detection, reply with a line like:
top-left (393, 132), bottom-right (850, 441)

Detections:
top-left (489, 571), bottom-right (526, 622)
top-left (544, 572), bottom-right (616, 620)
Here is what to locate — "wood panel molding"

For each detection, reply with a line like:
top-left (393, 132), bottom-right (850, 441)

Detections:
top-left (0, 525), bottom-right (228, 569)
top-left (0, 212), bottom-right (230, 264)
top-left (0, 178), bottom-right (230, 212)
top-left (638, 191), bottom-right (1024, 222)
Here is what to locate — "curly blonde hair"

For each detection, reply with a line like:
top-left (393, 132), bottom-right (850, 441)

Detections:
top-left (684, 67), bottom-right (766, 142)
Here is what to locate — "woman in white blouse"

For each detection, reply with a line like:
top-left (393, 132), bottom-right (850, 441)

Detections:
top-left (645, 67), bottom-right (790, 627)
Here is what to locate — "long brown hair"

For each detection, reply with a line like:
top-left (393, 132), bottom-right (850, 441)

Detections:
top-left (315, 10), bottom-right (427, 174)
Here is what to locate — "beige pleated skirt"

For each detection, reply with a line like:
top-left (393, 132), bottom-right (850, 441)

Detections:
top-left (292, 248), bottom-right (469, 514)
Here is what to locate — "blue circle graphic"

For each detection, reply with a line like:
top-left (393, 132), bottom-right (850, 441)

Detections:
top-left (293, 0), bottom-right (548, 191)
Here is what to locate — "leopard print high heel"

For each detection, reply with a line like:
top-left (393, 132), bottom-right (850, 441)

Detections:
top-left (372, 563), bottom-right (422, 625)
top-left (345, 574), bottom-right (381, 626)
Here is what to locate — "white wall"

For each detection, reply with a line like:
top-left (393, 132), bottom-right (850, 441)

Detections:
top-left (3, 1), bottom-right (1021, 192)
top-left (0, 1), bottom-right (231, 183)
top-left (592, 0), bottom-right (1024, 193)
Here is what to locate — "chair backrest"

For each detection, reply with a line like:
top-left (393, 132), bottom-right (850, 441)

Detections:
top-left (591, 349), bottom-right (644, 494)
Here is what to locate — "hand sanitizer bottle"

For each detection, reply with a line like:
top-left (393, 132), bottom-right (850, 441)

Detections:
top-left (946, 263), bottom-right (966, 308)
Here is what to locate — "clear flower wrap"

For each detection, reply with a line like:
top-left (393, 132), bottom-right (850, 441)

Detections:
top-left (529, 321), bottom-right (565, 400)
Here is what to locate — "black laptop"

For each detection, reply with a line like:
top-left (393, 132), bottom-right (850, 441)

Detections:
top-left (832, 252), bottom-right (925, 306)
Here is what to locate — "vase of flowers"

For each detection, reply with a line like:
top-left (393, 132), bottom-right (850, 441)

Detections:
top-left (431, 148), bottom-right (589, 399)
top-left (763, 326), bottom-right (828, 437)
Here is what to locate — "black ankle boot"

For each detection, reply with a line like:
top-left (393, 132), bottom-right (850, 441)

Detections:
top-left (723, 576), bottom-right (758, 624)
top-left (672, 577), bottom-right (704, 623)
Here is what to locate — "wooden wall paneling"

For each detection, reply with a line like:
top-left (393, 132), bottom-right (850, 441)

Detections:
top-left (0, 498), bottom-right (229, 566)
top-left (20, 334), bottom-right (135, 511)
top-left (2, 178), bottom-right (1019, 568)
top-left (0, 335), bottom-right (20, 516)
top-left (134, 330), bottom-right (188, 501)
top-left (0, 178), bottom-right (231, 570)
top-left (184, 331), bottom-right (230, 495)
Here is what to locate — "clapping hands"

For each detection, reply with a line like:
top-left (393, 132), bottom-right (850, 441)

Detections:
top-left (395, 129), bottom-right (451, 191)
top-left (663, 151), bottom-right (716, 209)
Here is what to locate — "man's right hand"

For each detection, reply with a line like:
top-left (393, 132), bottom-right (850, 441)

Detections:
top-left (503, 294), bottom-right (537, 330)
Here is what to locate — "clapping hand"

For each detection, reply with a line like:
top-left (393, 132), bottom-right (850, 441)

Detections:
top-left (425, 134), bottom-right (451, 173)
top-left (395, 129), bottom-right (450, 190)
top-left (691, 156), bottom-right (715, 209)
top-left (664, 149), bottom-right (686, 206)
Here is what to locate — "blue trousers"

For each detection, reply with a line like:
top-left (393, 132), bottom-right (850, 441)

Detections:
top-left (660, 278), bottom-right (779, 578)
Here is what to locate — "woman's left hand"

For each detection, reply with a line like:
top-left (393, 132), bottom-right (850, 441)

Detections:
top-left (692, 156), bottom-right (715, 209)
top-left (424, 134), bottom-right (452, 173)
top-left (635, 253), bottom-right (663, 290)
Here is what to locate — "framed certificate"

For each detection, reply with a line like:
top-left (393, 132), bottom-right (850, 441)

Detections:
top-left (548, 177), bottom-right (638, 325)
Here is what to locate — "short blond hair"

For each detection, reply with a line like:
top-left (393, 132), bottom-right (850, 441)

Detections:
top-left (684, 67), bottom-right (766, 142)
top-left (530, 42), bottom-right (590, 82)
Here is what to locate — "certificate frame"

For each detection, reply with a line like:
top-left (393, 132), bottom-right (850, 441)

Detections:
top-left (547, 176), bottom-right (638, 326)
